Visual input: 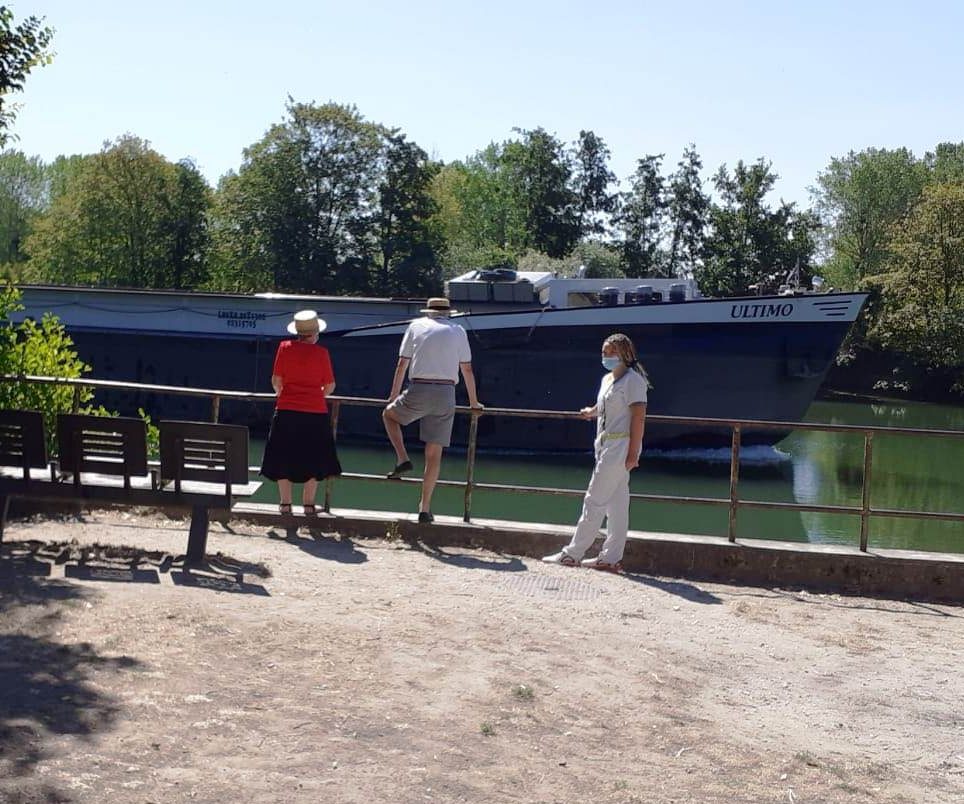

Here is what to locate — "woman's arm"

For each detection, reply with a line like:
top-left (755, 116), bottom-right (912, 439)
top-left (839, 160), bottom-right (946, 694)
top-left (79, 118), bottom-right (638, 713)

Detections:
top-left (323, 382), bottom-right (336, 397)
top-left (271, 374), bottom-right (283, 395)
top-left (626, 402), bottom-right (646, 470)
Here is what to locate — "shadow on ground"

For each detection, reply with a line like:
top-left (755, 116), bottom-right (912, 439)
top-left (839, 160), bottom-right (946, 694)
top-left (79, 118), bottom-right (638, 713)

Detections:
top-left (0, 564), bottom-right (142, 800)
top-left (411, 541), bottom-right (527, 572)
top-left (1, 540), bottom-right (271, 596)
top-left (620, 571), bottom-right (723, 604)
top-left (267, 527), bottom-right (368, 564)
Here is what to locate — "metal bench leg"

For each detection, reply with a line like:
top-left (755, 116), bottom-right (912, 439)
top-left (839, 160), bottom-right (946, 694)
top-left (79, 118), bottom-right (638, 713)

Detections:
top-left (0, 495), bottom-right (8, 543)
top-left (185, 504), bottom-right (209, 564)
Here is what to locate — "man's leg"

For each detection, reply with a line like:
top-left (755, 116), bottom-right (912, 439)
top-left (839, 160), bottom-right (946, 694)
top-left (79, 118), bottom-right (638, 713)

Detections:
top-left (382, 407), bottom-right (410, 465)
top-left (420, 442), bottom-right (443, 513)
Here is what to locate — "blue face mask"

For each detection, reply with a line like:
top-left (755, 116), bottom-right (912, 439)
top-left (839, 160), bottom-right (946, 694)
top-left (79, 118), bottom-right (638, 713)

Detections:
top-left (601, 356), bottom-right (621, 371)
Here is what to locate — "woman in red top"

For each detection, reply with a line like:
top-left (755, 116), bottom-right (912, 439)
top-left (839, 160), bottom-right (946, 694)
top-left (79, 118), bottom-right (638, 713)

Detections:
top-left (259, 310), bottom-right (342, 515)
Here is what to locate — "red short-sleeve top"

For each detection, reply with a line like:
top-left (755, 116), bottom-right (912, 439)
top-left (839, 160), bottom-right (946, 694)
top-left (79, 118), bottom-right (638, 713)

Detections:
top-left (272, 340), bottom-right (334, 413)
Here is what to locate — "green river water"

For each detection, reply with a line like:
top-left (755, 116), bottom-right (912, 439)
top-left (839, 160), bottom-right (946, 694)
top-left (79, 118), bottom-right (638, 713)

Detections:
top-left (250, 397), bottom-right (964, 555)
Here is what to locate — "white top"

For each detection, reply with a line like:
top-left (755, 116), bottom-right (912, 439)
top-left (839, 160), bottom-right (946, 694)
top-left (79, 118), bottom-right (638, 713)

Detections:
top-left (399, 315), bottom-right (472, 382)
top-left (595, 369), bottom-right (648, 445)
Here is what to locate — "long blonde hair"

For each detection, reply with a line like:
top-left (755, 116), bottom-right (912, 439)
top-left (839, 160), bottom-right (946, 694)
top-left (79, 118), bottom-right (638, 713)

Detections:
top-left (603, 333), bottom-right (652, 388)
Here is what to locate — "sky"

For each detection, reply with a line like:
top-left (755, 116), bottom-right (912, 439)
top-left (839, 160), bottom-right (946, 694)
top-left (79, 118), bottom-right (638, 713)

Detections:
top-left (9, 0), bottom-right (964, 208)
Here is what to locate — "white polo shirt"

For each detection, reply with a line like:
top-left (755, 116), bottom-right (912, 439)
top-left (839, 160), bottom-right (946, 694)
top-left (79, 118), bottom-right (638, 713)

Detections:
top-left (399, 315), bottom-right (472, 382)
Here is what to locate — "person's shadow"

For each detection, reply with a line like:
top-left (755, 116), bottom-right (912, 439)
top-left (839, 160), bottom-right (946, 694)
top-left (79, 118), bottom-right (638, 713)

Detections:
top-left (621, 572), bottom-right (723, 604)
top-left (267, 526), bottom-right (367, 565)
top-left (411, 541), bottom-right (526, 572)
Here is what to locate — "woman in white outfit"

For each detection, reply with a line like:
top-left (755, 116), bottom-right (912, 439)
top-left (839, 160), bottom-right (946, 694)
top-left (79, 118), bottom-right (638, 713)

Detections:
top-left (543, 333), bottom-right (649, 572)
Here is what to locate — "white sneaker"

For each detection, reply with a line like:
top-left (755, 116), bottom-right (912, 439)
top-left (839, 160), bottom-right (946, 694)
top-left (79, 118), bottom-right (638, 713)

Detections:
top-left (542, 551), bottom-right (578, 567)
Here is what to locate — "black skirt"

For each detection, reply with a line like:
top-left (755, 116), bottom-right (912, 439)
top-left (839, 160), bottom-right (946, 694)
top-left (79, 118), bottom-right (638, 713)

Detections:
top-left (260, 409), bottom-right (342, 483)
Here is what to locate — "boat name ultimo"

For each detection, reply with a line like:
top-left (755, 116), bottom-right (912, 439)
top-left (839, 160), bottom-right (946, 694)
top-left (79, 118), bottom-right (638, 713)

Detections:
top-left (729, 302), bottom-right (794, 319)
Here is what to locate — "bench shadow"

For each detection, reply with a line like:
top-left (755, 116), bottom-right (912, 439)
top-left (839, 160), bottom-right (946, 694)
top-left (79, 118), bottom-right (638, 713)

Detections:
top-left (621, 571), bottom-right (723, 604)
top-left (411, 541), bottom-right (527, 572)
top-left (267, 527), bottom-right (368, 565)
top-left (2, 540), bottom-right (271, 594)
top-left (0, 570), bottom-right (143, 794)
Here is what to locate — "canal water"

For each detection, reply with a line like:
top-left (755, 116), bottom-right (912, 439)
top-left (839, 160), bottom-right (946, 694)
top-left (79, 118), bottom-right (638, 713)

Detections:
top-left (250, 397), bottom-right (964, 555)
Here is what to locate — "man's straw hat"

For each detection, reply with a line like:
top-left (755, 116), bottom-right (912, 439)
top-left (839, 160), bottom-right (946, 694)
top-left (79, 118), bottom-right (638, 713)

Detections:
top-left (420, 297), bottom-right (456, 315)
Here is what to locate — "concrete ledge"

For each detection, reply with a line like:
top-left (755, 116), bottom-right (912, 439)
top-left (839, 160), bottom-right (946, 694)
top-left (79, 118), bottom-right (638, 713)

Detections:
top-left (7, 500), bottom-right (964, 605)
top-left (225, 504), bottom-right (964, 605)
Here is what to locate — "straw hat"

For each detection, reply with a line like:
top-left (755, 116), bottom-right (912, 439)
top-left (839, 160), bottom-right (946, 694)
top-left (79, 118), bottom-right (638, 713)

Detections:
top-left (420, 297), bottom-right (456, 315)
top-left (287, 309), bottom-right (327, 335)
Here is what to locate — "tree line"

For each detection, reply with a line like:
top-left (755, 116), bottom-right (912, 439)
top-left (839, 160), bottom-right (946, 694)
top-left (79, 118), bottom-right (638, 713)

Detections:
top-left (2, 104), bottom-right (963, 396)
top-left (0, 0), bottom-right (962, 399)
top-left (0, 100), bottom-right (838, 297)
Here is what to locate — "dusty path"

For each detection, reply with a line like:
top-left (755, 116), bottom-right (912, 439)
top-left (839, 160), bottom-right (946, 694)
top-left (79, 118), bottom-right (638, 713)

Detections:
top-left (1, 510), bottom-right (962, 804)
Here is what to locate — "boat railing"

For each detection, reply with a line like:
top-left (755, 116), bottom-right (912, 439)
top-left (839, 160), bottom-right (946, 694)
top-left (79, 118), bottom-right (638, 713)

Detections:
top-left (4, 372), bottom-right (964, 553)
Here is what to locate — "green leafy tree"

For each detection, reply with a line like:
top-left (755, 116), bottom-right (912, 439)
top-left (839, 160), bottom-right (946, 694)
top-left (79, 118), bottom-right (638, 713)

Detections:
top-left (163, 159), bottom-right (212, 289)
top-left (0, 149), bottom-right (45, 273)
top-left (503, 128), bottom-right (580, 258)
top-left (926, 141), bottom-right (964, 184)
top-left (572, 129), bottom-right (618, 238)
top-left (375, 133), bottom-right (441, 295)
top-left (429, 150), bottom-right (525, 271)
top-left (0, 284), bottom-right (92, 449)
top-left (700, 159), bottom-right (817, 297)
top-left (865, 182), bottom-right (964, 384)
top-left (0, 5), bottom-right (54, 146)
top-left (813, 147), bottom-right (928, 289)
top-left (211, 101), bottom-right (440, 295)
top-left (615, 154), bottom-right (667, 276)
top-left (665, 145), bottom-right (709, 277)
top-left (24, 136), bottom-right (212, 288)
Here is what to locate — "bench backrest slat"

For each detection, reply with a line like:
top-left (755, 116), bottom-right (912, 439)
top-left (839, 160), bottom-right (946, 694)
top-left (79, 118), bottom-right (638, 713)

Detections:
top-left (159, 421), bottom-right (249, 486)
top-left (56, 414), bottom-right (148, 478)
top-left (0, 410), bottom-right (48, 476)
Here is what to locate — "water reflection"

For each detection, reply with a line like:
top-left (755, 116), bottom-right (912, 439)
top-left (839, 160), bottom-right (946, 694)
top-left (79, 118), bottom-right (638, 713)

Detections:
top-left (249, 397), bottom-right (964, 555)
top-left (785, 399), bottom-right (964, 553)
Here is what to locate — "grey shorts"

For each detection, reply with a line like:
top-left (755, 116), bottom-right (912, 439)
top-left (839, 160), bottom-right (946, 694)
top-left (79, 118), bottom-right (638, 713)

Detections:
top-left (386, 383), bottom-right (456, 447)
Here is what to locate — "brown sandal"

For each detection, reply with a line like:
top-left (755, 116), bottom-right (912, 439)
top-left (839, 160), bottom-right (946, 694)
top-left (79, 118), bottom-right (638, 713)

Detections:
top-left (279, 503), bottom-right (292, 515)
top-left (303, 504), bottom-right (318, 516)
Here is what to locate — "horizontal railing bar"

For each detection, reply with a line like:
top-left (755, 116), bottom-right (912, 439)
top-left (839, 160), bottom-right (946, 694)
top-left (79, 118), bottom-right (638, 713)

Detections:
top-left (6, 373), bottom-right (964, 439)
top-left (867, 507), bottom-right (964, 523)
top-left (733, 499), bottom-right (863, 515)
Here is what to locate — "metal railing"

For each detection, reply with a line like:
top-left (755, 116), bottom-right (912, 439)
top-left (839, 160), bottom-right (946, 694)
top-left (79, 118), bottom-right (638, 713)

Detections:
top-left (4, 372), bottom-right (964, 552)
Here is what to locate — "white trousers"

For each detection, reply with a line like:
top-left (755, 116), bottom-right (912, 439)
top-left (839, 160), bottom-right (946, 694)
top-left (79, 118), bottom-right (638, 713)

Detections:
top-left (564, 440), bottom-right (630, 563)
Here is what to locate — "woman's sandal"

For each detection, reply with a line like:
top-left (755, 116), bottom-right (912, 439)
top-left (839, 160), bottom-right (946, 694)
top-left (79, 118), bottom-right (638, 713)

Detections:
top-left (279, 503), bottom-right (293, 515)
top-left (303, 504), bottom-right (318, 516)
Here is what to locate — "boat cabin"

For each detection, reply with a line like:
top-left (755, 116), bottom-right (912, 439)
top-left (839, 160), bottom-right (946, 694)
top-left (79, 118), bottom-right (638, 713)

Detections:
top-left (445, 269), bottom-right (701, 309)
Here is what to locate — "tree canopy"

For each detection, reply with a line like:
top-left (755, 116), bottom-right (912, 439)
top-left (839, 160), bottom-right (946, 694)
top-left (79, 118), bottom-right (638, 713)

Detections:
top-left (0, 5), bottom-right (53, 146)
top-left (209, 101), bottom-right (441, 295)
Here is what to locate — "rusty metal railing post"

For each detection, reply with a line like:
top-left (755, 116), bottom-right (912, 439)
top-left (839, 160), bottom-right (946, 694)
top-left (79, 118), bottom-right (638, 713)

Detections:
top-left (859, 431), bottom-right (874, 552)
top-left (324, 399), bottom-right (340, 514)
top-left (463, 408), bottom-right (480, 523)
top-left (728, 425), bottom-right (742, 542)
top-left (211, 395), bottom-right (221, 422)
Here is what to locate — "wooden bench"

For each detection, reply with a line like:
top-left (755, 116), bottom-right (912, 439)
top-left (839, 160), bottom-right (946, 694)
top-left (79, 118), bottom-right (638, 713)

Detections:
top-left (0, 411), bottom-right (261, 566)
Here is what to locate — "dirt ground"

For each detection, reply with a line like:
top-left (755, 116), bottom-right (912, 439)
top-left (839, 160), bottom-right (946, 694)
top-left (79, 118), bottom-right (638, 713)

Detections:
top-left (1, 510), bottom-right (963, 804)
